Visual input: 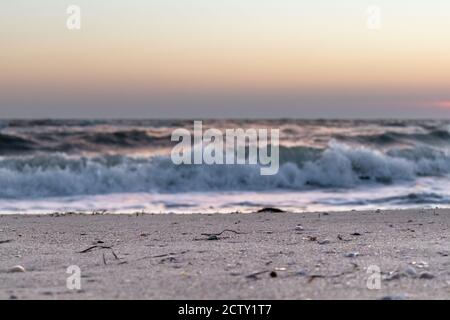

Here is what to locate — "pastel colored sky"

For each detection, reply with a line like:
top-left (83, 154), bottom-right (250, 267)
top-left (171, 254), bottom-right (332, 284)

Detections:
top-left (1, 0), bottom-right (450, 118)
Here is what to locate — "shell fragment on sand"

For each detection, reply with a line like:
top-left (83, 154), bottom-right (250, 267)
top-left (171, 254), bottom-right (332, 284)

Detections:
top-left (9, 265), bottom-right (26, 273)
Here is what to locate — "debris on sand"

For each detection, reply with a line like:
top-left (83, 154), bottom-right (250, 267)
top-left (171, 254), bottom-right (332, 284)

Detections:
top-left (403, 266), bottom-right (418, 278)
top-left (201, 229), bottom-right (244, 237)
top-left (246, 270), bottom-right (270, 280)
top-left (294, 225), bottom-right (304, 231)
top-left (274, 267), bottom-right (286, 271)
top-left (295, 270), bottom-right (308, 277)
top-left (337, 234), bottom-right (351, 242)
top-left (411, 261), bottom-right (429, 269)
top-left (195, 229), bottom-right (244, 241)
top-left (344, 252), bottom-right (360, 258)
top-left (246, 269), bottom-right (280, 280)
top-left (257, 207), bottom-right (285, 213)
top-left (79, 245), bottom-right (112, 253)
top-left (307, 263), bottom-right (359, 282)
top-left (78, 245), bottom-right (120, 260)
top-left (380, 295), bottom-right (407, 300)
top-left (136, 250), bottom-right (189, 262)
top-left (418, 272), bottom-right (435, 279)
top-left (9, 265), bottom-right (26, 273)
top-left (383, 271), bottom-right (402, 281)
top-left (383, 265), bottom-right (435, 281)
top-left (0, 239), bottom-right (13, 245)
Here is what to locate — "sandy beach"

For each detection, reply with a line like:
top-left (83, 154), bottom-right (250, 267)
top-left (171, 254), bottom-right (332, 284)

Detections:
top-left (1, 209), bottom-right (450, 300)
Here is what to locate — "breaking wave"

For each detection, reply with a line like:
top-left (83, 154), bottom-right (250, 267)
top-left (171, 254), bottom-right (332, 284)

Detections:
top-left (1, 142), bottom-right (450, 199)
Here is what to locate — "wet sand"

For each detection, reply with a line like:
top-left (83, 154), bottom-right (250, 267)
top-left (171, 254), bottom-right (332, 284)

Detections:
top-left (1, 209), bottom-right (450, 300)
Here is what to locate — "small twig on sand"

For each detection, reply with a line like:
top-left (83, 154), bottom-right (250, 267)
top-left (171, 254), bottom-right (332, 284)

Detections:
top-left (102, 253), bottom-right (107, 265)
top-left (136, 250), bottom-right (189, 262)
top-left (307, 263), bottom-right (359, 283)
top-left (110, 250), bottom-right (119, 260)
top-left (0, 239), bottom-right (13, 245)
top-left (246, 270), bottom-right (270, 280)
top-left (201, 229), bottom-right (245, 237)
top-left (79, 245), bottom-right (112, 253)
top-left (150, 253), bottom-right (174, 258)
top-left (194, 229), bottom-right (246, 241)
top-left (79, 245), bottom-right (120, 260)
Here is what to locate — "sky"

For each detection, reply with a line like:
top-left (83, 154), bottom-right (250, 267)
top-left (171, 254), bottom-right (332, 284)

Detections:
top-left (1, 0), bottom-right (450, 118)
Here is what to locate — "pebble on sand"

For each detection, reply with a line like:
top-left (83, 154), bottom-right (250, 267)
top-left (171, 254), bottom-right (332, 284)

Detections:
top-left (419, 272), bottom-right (435, 280)
top-left (344, 252), bottom-right (360, 258)
top-left (403, 266), bottom-right (418, 278)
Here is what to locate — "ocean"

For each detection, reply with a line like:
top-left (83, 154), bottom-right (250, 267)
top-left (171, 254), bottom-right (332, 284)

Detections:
top-left (1, 119), bottom-right (450, 214)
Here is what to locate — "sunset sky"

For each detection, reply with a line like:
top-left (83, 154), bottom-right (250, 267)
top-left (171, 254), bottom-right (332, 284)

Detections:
top-left (1, 0), bottom-right (450, 118)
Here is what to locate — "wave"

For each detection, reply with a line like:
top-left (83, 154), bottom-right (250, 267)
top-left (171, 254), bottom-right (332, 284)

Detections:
top-left (0, 133), bottom-right (36, 153)
top-left (71, 130), bottom-right (171, 148)
top-left (2, 119), bottom-right (450, 156)
top-left (318, 192), bottom-right (447, 206)
top-left (0, 130), bottom-right (173, 154)
top-left (1, 142), bottom-right (450, 199)
top-left (336, 129), bottom-right (450, 146)
top-left (2, 119), bottom-right (189, 128)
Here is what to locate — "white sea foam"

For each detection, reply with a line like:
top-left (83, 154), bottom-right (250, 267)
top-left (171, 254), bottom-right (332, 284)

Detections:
top-left (1, 142), bottom-right (450, 199)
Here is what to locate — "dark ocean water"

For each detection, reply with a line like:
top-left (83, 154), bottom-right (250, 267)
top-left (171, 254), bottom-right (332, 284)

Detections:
top-left (1, 119), bottom-right (450, 213)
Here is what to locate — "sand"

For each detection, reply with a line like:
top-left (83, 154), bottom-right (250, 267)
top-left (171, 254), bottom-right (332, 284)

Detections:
top-left (1, 209), bottom-right (450, 300)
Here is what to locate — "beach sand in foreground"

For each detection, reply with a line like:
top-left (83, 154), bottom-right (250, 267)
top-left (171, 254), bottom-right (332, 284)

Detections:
top-left (1, 209), bottom-right (450, 300)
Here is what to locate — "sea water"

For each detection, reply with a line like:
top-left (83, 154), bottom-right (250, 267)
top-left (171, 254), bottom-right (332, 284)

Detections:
top-left (1, 119), bottom-right (450, 213)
